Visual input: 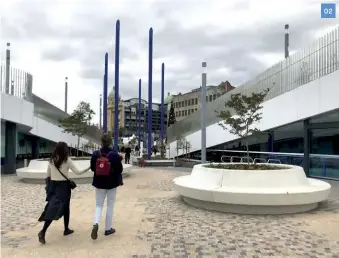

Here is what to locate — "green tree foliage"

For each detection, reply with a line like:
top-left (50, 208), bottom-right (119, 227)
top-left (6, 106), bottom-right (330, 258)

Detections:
top-left (167, 101), bottom-right (176, 127)
top-left (118, 127), bottom-right (126, 137)
top-left (59, 101), bottom-right (95, 155)
top-left (215, 89), bottom-right (269, 162)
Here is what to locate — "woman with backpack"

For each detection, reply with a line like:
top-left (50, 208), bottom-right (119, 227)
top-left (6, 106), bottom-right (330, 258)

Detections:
top-left (38, 141), bottom-right (90, 244)
top-left (90, 134), bottom-right (123, 240)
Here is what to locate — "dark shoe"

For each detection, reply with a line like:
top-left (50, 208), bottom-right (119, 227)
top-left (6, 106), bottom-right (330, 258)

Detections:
top-left (91, 224), bottom-right (99, 240)
top-left (38, 231), bottom-right (46, 244)
top-left (104, 228), bottom-right (116, 236)
top-left (63, 229), bottom-right (74, 236)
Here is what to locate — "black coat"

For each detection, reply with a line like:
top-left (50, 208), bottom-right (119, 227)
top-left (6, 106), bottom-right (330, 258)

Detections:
top-left (38, 180), bottom-right (71, 221)
top-left (90, 147), bottom-right (123, 189)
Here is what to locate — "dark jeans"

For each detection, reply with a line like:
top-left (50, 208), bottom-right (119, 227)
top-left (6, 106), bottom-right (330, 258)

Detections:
top-left (125, 154), bottom-right (130, 164)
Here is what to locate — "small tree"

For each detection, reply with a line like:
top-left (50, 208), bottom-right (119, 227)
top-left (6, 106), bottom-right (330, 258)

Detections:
top-left (176, 136), bottom-right (185, 158)
top-left (183, 140), bottom-right (191, 160)
top-left (118, 127), bottom-right (126, 137)
top-left (215, 89), bottom-right (269, 163)
top-left (59, 101), bottom-right (95, 156)
top-left (129, 136), bottom-right (137, 146)
top-left (167, 101), bottom-right (176, 127)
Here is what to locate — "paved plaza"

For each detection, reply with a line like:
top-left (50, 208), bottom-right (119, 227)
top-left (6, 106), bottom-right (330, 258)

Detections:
top-left (1, 167), bottom-right (339, 257)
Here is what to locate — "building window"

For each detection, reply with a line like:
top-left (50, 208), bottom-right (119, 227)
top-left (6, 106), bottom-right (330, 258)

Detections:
top-left (178, 102), bottom-right (181, 108)
top-left (206, 96), bottom-right (208, 102)
top-left (213, 94), bottom-right (216, 100)
top-left (209, 95), bottom-right (212, 102)
top-left (195, 98), bottom-right (198, 105)
top-left (179, 111), bottom-right (181, 116)
top-left (188, 110), bottom-right (191, 115)
top-left (185, 110), bottom-right (187, 116)
top-left (188, 99), bottom-right (190, 106)
top-left (176, 111), bottom-right (178, 117)
top-left (185, 100), bottom-right (187, 106)
top-left (181, 101), bottom-right (184, 107)
top-left (175, 102), bottom-right (178, 108)
top-left (191, 109), bottom-right (194, 113)
top-left (195, 108), bottom-right (197, 111)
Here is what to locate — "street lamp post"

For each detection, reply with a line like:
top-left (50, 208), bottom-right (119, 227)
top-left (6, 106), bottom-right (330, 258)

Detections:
top-left (64, 77), bottom-right (68, 113)
top-left (285, 24), bottom-right (289, 59)
top-left (201, 62), bottom-right (207, 163)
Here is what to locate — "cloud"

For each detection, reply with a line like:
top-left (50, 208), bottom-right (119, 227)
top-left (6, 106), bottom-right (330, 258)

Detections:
top-left (1, 0), bottom-right (338, 125)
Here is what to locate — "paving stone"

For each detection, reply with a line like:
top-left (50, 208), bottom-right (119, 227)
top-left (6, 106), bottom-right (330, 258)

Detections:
top-left (2, 169), bottom-right (339, 257)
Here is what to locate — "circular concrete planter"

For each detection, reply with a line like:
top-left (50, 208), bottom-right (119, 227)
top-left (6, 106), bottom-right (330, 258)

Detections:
top-left (16, 158), bottom-right (133, 184)
top-left (173, 163), bottom-right (331, 215)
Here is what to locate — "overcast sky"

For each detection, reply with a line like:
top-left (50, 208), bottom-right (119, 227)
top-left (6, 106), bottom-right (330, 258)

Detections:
top-left (0, 0), bottom-right (337, 124)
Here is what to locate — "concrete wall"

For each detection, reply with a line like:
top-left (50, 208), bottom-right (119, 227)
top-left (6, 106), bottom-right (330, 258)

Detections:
top-left (1, 92), bottom-right (95, 150)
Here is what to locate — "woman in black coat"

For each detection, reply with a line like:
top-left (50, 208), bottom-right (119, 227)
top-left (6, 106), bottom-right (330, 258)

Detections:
top-left (38, 142), bottom-right (89, 244)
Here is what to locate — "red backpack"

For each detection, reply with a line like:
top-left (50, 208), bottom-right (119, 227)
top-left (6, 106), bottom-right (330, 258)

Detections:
top-left (96, 151), bottom-right (112, 176)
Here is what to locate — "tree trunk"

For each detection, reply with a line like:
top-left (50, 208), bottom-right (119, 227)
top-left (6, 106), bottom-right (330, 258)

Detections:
top-left (245, 125), bottom-right (250, 164)
top-left (161, 140), bottom-right (164, 159)
top-left (77, 136), bottom-right (80, 157)
top-left (245, 142), bottom-right (249, 164)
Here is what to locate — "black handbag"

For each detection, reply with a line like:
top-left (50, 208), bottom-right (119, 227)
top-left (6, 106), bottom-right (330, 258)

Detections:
top-left (56, 167), bottom-right (77, 190)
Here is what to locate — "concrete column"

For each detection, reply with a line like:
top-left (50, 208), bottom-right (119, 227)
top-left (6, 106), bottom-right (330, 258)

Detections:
top-left (4, 121), bottom-right (16, 174)
top-left (303, 119), bottom-right (310, 177)
top-left (268, 132), bottom-right (274, 152)
top-left (32, 136), bottom-right (40, 159)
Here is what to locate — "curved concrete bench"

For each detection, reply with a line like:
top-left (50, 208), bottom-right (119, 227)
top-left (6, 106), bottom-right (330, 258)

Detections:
top-left (173, 163), bottom-right (331, 214)
top-left (16, 159), bottom-right (133, 184)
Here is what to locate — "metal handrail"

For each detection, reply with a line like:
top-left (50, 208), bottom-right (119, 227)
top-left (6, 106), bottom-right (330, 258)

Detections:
top-left (267, 159), bottom-right (282, 164)
top-left (254, 158), bottom-right (266, 164)
top-left (208, 149), bottom-right (339, 159)
top-left (240, 156), bottom-right (253, 163)
top-left (221, 155), bottom-right (232, 163)
top-left (230, 156), bottom-right (242, 163)
top-left (166, 26), bottom-right (339, 143)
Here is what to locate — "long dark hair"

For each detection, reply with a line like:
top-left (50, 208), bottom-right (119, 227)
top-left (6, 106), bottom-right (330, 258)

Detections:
top-left (50, 142), bottom-right (69, 169)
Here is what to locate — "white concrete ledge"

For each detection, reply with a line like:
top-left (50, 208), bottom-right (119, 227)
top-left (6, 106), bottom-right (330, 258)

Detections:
top-left (16, 159), bottom-right (133, 184)
top-left (173, 163), bottom-right (331, 214)
top-left (131, 156), bottom-right (178, 167)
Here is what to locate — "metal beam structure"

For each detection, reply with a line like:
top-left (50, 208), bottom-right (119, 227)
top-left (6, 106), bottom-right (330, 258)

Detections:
top-left (138, 79), bottom-right (142, 150)
top-left (103, 54), bottom-right (108, 133)
top-left (160, 63), bottom-right (165, 157)
top-left (114, 19), bottom-right (120, 151)
top-left (147, 27), bottom-right (153, 160)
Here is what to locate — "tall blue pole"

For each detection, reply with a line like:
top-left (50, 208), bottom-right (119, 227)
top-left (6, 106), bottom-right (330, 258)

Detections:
top-left (147, 27), bottom-right (153, 160)
top-left (160, 63), bottom-right (165, 157)
top-left (103, 54), bottom-right (108, 133)
top-left (138, 79), bottom-right (142, 150)
top-left (114, 19), bottom-right (120, 151)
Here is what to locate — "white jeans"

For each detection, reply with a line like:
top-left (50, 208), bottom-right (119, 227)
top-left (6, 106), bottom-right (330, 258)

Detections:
top-left (94, 188), bottom-right (117, 231)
